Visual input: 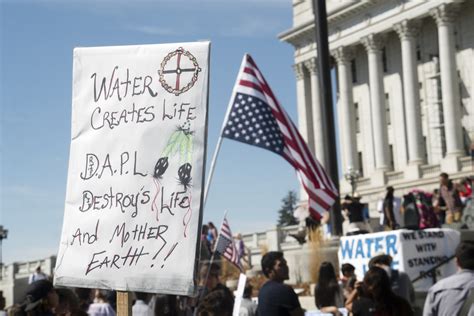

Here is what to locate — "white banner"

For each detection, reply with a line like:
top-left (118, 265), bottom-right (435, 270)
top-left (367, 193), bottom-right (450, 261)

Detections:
top-left (338, 228), bottom-right (460, 291)
top-left (54, 42), bottom-right (210, 296)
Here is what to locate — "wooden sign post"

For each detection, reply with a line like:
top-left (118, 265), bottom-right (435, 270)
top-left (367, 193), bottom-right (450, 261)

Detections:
top-left (117, 292), bottom-right (132, 316)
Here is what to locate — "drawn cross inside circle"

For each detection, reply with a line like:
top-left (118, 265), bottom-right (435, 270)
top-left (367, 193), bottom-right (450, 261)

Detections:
top-left (158, 47), bottom-right (202, 96)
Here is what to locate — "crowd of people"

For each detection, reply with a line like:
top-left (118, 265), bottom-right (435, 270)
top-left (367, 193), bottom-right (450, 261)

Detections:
top-left (342, 173), bottom-right (472, 235)
top-left (3, 240), bottom-right (472, 315)
top-left (2, 173), bottom-right (472, 316)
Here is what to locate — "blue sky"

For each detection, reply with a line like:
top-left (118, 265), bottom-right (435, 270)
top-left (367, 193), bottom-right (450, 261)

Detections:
top-left (1, 0), bottom-right (338, 264)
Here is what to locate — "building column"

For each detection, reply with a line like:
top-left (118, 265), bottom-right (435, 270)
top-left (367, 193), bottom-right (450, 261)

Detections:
top-left (333, 46), bottom-right (358, 172)
top-left (293, 63), bottom-right (315, 154)
top-left (304, 58), bottom-right (328, 170)
top-left (430, 4), bottom-right (464, 157)
top-left (394, 20), bottom-right (425, 165)
top-left (361, 34), bottom-right (390, 171)
top-left (293, 63), bottom-right (312, 200)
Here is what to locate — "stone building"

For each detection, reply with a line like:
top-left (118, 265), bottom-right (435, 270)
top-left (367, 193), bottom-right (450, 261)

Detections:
top-left (279, 0), bottom-right (472, 217)
top-left (0, 256), bottom-right (56, 307)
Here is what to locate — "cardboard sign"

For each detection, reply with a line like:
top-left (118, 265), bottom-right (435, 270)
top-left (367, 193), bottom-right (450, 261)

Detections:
top-left (54, 42), bottom-right (210, 296)
top-left (338, 228), bottom-right (460, 291)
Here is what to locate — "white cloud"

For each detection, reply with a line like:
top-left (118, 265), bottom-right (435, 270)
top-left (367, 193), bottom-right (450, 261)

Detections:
top-left (222, 18), bottom-right (285, 38)
top-left (128, 25), bottom-right (182, 36)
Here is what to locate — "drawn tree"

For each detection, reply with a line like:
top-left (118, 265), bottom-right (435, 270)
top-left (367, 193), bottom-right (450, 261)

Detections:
top-left (277, 190), bottom-right (298, 227)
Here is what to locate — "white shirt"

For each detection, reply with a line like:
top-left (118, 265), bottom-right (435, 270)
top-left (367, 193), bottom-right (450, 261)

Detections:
top-left (132, 300), bottom-right (153, 316)
top-left (28, 272), bottom-right (47, 284)
top-left (87, 302), bottom-right (116, 316)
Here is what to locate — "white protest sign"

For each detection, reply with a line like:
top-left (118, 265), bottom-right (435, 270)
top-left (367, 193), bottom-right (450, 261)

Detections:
top-left (232, 273), bottom-right (247, 316)
top-left (54, 42), bottom-right (210, 296)
top-left (338, 228), bottom-right (460, 291)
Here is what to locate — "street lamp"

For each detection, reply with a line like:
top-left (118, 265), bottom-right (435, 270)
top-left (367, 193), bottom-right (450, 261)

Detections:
top-left (344, 166), bottom-right (361, 197)
top-left (0, 226), bottom-right (8, 269)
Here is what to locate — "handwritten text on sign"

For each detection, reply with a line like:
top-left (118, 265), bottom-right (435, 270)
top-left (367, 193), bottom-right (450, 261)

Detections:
top-left (54, 42), bottom-right (210, 296)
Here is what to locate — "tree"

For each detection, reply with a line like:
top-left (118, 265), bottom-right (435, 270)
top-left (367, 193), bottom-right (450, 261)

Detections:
top-left (277, 191), bottom-right (299, 227)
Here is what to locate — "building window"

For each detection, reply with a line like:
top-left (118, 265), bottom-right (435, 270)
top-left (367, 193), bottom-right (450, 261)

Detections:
top-left (385, 93), bottom-right (391, 125)
top-left (389, 144), bottom-right (394, 170)
top-left (382, 47), bottom-right (388, 73)
top-left (424, 136), bottom-right (428, 162)
top-left (358, 152), bottom-right (364, 177)
top-left (416, 45), bottom-right (421, 61)
top-left (351, 59), bottom-right (357, 83)
top-left (354, 102), bottom-right (360, 133)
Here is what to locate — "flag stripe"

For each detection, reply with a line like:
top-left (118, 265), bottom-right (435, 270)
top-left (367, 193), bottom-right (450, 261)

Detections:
top-left (223, 54), bottom-right (338, 219)
top-left (242, 63), bottom-right (335, 192)
top-left (214, 217), bottom-right (242, 271)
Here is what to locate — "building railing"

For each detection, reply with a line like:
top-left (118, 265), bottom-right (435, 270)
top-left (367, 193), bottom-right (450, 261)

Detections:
top-left (460, 157), bottom-right (472, 171)
top-left (420, 164), bottom-right (441, 177)
top-left (357, 178), bottom-right (371, 187)
top-left (386, 171), bottom-right (404, 182)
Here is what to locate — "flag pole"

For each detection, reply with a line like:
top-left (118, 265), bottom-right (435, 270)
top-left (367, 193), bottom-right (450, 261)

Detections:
top-left (203, 55), bottom-right (250, 207)
top-left (197, 211), bottom-right (228, 305)
top-left (203, 135), bottom-right (224, 207)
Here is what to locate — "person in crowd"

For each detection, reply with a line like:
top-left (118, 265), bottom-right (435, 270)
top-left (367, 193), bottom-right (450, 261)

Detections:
top-left (28, 265), bottom-right (47, 284)
top-left (458, 177), bottom-right (472, 206)
top-left (340, 263), bottom-right (356, 287)
top-left (340, 263), bottom-right (356, 299)
top-left (87, 289), bottom-right (115, 316)
top-left (439, 172), bottom-right (463, 224)
top-left (153, 295), bottom-right (179, 316)
top-left (345, 266), bottom-right (413, 316)
top-left (343, 276), bottom-right (358, 301)
top-left (239, 284), bottom-right (257, 316)
top-left (383, 186), bottom-right (401, 230)
top-left (258, 251), bottom-right (304, 316)
top-left (56, 288), bottom-right (87, 316)
top-left (0, 291), bottom-right (6, 316)
top-left (314, 262), bottom-right (344, 315)
top-left (200, 225), bottom-right (211, 261)
top-left (132, 292), bottom-right (152, 316)
top-left (423, 240), bottom-right (474, 316)
top-left (195, 262), bottom-right (234, 313)
top-left (402, 192), bottom-right (421, 229)
top-left (19, 279), bottom-right (59, 316)
top-left (432, 189), bottom-right (442, 223)
top-left (196, 289), bottom-right (233, 316)
top-left (413, 190), bottom-right (439, 229)
top-left (368, 254), bottom-right (415, 306)
top-left (207, 222), bottom-right (218, 250)
top-left (235, 233), bottom-right (249, 266)
top-left (342, 195), bottom-right (369, 235)
top-left (74, 288), bottom-right (93, 313)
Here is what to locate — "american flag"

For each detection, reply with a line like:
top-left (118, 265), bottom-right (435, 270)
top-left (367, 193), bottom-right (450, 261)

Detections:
top-left (222, 54), bottom-right (338, 220)
top-left (214, 216), bottom-right (242, 271)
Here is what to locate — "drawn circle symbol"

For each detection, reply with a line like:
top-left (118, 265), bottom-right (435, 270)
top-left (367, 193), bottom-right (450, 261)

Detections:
top-left (158, 47), bottom-right (201, 96)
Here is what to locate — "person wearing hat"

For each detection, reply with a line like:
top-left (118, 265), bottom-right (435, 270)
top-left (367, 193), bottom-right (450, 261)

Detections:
top-left (341, 195), bottom-right (369, 236)
top-left (21, 279), bottom-right (58, 316)
top-left (423, 240), bottom-right (474, 316)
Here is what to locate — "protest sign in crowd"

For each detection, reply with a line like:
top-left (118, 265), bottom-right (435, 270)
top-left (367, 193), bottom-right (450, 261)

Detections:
top-left (2, 42), bottom-right (473, 316)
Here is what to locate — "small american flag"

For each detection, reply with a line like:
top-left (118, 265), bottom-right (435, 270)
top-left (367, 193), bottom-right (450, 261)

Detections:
top-left (214, 216), bottom-right (242, 271)
top-left (222, 54), bottom-right (338, 220)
